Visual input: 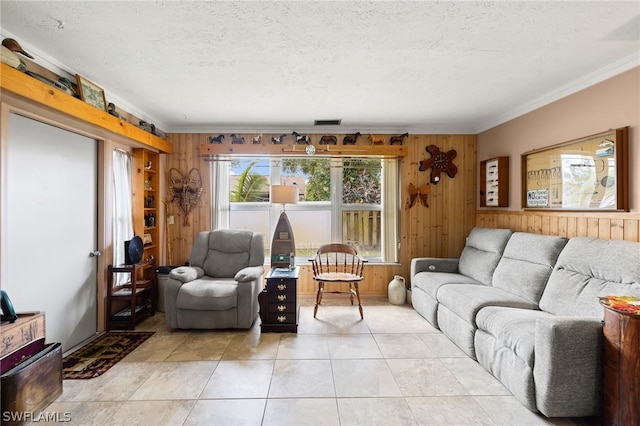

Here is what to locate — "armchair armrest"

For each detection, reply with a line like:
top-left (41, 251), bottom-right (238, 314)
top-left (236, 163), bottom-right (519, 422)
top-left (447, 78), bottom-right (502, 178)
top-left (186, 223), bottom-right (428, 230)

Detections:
top-left (533, 316), bottom-right (603, 417)
top-left (410, 257), bottom-right (459, 278)
top-left (169, 266), bottom-right (204, 283)
top-left (234, 266), bottom-right (265, 282)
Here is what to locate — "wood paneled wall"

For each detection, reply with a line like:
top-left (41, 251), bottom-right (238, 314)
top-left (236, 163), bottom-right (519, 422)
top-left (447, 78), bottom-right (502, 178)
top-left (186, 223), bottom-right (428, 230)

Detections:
top-left (476, 210), bottom-right (640, 242)
top-left (165, 133), bottom-right (478, 294)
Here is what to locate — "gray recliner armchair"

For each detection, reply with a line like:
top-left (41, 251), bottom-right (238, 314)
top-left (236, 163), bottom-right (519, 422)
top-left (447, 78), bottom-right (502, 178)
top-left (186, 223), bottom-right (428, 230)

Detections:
top-left (164, 229), bottom-right (265, 329)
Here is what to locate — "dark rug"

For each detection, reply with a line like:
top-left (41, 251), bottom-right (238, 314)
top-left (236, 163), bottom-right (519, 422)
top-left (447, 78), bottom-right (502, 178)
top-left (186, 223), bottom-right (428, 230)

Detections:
top-left (62, 331), bottom-right (154, 379)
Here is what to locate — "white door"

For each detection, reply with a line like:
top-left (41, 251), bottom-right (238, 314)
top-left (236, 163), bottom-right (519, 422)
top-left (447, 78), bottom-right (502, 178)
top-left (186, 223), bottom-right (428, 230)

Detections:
top-left (5, 113), bottom-right (98, 351)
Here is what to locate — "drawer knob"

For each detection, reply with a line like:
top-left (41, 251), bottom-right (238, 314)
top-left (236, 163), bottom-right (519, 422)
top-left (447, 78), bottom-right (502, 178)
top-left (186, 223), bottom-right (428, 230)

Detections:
top-left (277, 316), bottom-right (286, 323)
top-left (277, 284), bottom-right (287, 290)
top-left (277, 305), bottom-right (287, 311)
top-left (277, 295), bottom-right (287, 301)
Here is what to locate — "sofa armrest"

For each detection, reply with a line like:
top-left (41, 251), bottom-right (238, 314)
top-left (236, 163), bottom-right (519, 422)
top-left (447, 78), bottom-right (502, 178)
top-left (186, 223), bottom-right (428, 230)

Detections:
top-left (533, 316), bottom-right (603, 417)
top-left (410, 257), bottom-right (459, 277)
top-left (169, 266), bottom-right (204, 283)
top-left (234, 266), bottom-right (265, 282)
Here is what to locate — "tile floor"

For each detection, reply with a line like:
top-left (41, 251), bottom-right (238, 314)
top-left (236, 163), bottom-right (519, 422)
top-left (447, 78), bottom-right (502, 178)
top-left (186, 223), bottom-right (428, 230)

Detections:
top-left (45, 297), bottom-right (597, 426)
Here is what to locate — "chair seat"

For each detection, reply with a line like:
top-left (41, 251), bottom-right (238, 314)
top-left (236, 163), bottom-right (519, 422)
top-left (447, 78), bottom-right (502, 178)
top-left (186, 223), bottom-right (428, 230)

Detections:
top-left (176, 280), bottom-right (237, 311)
top-left (314, 272), bottom-right (363, 282)
top-left (310, 243), bottom-right (367, 319)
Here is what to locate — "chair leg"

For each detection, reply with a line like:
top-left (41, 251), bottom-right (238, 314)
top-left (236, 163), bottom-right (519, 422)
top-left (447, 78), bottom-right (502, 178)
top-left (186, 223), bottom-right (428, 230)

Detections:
top-left (354, 283), bottom-right (363, 319)
top-left (314, 282), bottom-right (324, 318)
top-left (349, 284), bottom-right (355, 305)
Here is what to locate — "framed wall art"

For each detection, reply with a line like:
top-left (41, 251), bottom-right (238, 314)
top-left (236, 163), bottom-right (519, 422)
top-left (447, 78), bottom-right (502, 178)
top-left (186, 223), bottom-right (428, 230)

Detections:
top-left (75, 74), bottom-right (107, 112)
top-left (522, 127), bottom-right (628, 211)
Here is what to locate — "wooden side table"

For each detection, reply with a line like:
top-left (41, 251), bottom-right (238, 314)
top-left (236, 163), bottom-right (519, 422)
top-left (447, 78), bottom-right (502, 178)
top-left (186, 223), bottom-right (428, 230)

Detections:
top-left (601, 303), bottom-right (640, 426)
top-left (258, 267), bottom-right (299, 333)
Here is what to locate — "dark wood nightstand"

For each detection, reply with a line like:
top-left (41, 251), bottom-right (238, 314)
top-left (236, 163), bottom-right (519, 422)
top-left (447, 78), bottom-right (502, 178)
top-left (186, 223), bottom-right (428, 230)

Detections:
top-left (258, 266), bottom-right (299, 333)
top-left (601, 303), bottom-right (640, 426)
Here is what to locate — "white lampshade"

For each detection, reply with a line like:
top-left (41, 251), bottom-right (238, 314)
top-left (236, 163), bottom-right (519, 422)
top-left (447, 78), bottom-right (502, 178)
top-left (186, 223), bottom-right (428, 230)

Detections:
top-left (271, 185), bottom-right (299, 205)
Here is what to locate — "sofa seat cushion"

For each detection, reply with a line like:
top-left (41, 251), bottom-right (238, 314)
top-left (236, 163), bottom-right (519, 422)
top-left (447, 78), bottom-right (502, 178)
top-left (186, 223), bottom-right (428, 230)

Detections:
top-left (177, 278), bottom-right (238, 310)
top-left (476, 306), bottom-right (552, 368)
top-left (412, 272), bottom-right (481, 298)
top-left (437, 284), bottom-right (538, 324)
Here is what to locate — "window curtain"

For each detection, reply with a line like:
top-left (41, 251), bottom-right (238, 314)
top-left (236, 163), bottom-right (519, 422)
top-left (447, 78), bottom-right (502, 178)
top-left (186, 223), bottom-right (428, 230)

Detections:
top-left (113, 149), bottom-right (133, 281)
top-left (381, 159), bottom-right (400, 263)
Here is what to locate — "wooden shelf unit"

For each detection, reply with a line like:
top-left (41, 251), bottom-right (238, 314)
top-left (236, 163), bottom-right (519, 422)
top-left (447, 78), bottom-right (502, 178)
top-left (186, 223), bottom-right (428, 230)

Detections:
top-left (133, 148), bottom-right (160, 267)
top-left (106, 260), bottom-right (156, 330)
top-left (480, 156), bottom-right (509, 207)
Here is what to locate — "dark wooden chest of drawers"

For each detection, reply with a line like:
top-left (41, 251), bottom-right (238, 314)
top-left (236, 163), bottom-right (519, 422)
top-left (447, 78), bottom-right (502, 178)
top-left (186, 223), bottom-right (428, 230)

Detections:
top-left (259, 267), bottom-right (299, 333)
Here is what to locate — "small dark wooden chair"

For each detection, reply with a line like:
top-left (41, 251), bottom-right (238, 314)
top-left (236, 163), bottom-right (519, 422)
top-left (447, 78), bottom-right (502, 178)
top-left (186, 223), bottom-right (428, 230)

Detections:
top-left (309, 243), bottom-right (367, 319)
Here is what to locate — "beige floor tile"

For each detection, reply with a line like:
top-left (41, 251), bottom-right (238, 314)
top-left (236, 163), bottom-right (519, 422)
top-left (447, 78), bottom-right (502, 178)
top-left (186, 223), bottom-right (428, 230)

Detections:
top-left (165, 331), bottom-right (235, 361)
top-left (221, 332), bottom-right (281, 360)
top-left (263, 398), bottom-right (340, 426)
top-left (387, 358), bottom-right (468, 396)
top-left (121, 332), bottom-right (191, 362)
top-left (276, 334), bottom-right (330, 359)
top-left (107, 400), bottom-right (195, 425)
top-left (58, 362), bottom-right (158, 402)
top-left (297, 306), bottom-right (328, 334)
top-left (184, 399), bottom-right (266, 425)
top-left (474, 396), bottom-right (558, 425)
top-left (374, 333), bottom-right (434, 358)
top-left (327, 334), bottom-right (383, 359)
top-left (200, 360), bottom-right (274, 399)
top-left (26, 401), bottom-right (119, 425)
top-left (337, 397), bottom-right (418, 425)
top-left (407, 396), bottom-right (496, 425)
top-left (332, 359), bottom-right (403, 397)
top-left (365, 305), bottom-right (439, 334)
top-left (440, 357), bottom-right (511, 396)
top-left (312, 306), bottom-right (371, 334)
top-left (268, 359), bottom-right (335, 398)
top-left (129, 361), bottom-right (217, 400)
top-left (417, 333), bottom-right (468, 357)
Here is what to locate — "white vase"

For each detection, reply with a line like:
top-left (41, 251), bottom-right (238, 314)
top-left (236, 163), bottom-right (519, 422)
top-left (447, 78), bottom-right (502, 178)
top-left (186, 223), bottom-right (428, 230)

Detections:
top-left (388, 275), bottom-right (407, 305)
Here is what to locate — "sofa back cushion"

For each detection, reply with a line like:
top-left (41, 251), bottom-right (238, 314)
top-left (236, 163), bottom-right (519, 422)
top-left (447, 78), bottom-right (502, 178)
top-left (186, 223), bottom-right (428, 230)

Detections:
top-left (492, 233), bottom-right (568, 304)
top-left (458, 227), bottom-right (513, 285)
top-left (539, 237), bottom-right (640, 317)
top-left (189, 229), bottom-right (265, 278)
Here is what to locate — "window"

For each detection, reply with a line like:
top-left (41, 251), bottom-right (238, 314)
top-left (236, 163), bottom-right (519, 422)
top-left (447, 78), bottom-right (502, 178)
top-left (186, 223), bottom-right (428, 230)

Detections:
top-left (212, 156), bottom-right (399, 263)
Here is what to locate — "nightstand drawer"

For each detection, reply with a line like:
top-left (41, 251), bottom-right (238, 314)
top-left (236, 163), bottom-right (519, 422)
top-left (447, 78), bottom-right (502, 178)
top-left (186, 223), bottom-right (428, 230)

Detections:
top-left (267, 312), bottom-right (296, 324)
top-left (268, 302), bottom-right (296, 314)
top-left (267, 292), bottom-right (296, 303)
top-left (266, 279), bottom-right (296, 293)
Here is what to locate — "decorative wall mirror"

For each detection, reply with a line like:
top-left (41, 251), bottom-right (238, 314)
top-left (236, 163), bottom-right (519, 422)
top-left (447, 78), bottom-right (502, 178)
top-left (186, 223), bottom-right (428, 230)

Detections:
top-left (522, 127), bottom-right (628, 211)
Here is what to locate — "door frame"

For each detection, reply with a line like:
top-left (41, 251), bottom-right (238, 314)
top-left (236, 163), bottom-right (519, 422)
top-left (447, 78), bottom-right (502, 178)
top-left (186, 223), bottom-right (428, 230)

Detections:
top-left (0, 92), bottom-right (111, 335)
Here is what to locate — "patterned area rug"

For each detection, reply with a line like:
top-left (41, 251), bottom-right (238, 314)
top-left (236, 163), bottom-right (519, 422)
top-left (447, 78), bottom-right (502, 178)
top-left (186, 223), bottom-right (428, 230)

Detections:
top-left (62, 331), bottom-right (154, 379)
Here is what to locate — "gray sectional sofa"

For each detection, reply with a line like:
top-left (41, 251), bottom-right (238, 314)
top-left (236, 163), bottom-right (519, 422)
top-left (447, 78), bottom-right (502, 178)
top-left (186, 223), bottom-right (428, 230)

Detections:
top-left (410, 227), bottom-right (640, 418)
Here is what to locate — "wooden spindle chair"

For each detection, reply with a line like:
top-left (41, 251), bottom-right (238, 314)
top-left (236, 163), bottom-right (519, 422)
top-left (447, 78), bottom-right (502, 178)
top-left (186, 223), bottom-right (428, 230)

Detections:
top-left (309, 243), bottom-right (367, 319)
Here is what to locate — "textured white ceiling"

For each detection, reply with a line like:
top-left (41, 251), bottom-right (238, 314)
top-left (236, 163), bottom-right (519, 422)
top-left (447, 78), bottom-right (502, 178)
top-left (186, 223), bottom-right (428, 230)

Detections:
top-left (1, 1), bottom-right (639, 134)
